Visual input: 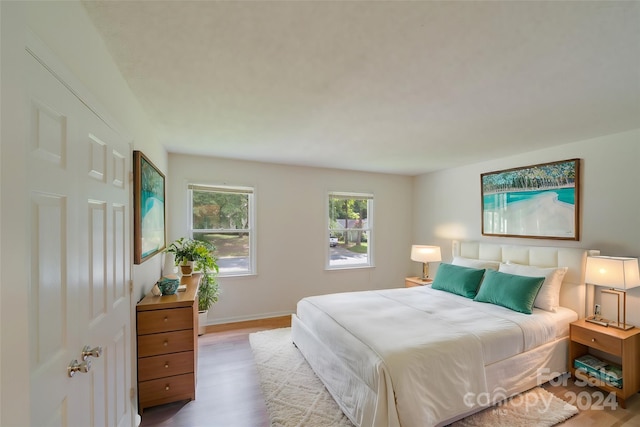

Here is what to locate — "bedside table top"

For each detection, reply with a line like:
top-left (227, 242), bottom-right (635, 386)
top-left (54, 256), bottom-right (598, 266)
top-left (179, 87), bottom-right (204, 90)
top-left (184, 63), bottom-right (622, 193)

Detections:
top-left (405, 276), bottom-right (433, 285)
top-left (571, 318), bottom-right (640, 340)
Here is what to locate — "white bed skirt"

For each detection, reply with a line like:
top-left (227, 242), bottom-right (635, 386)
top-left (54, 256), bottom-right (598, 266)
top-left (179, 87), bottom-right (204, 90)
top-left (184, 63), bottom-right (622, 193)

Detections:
top-left (443, 336), bottom-right (570, 425)
top-left (292, 314), bottom-right (391, 427)
top-left (292, 314), bottom-right (570, 427)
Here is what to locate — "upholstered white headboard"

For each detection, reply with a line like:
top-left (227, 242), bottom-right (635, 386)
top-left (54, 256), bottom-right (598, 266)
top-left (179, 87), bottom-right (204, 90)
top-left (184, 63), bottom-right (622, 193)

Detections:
top-left (452, 241), bottom-right (599, 318)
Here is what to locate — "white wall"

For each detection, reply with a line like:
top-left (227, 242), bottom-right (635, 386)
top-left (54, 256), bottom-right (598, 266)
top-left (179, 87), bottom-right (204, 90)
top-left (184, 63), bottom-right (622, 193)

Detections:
top-left (168, 154), bottom-right (414, 324)
top-left (413, 129), bottom-right (640, 323)
top-left (0, 4), bottom-right (26, 425)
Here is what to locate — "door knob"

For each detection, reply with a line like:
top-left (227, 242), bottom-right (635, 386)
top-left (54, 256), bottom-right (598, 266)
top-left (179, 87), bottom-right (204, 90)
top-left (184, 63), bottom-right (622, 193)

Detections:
top-left (82, 345), bottom-right (103, 360)
top-left (68, 359), bottom-right (91, 377)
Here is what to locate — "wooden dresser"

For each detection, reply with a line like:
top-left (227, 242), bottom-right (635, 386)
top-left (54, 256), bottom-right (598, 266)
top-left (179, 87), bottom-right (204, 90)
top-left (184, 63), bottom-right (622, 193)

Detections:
top-left (136, 274), bottom-right (200, 413)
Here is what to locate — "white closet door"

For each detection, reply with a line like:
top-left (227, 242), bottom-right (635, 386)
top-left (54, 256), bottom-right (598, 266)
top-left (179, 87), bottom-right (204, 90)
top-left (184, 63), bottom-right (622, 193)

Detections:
top-left (26, 48), bottom-right (132, 427)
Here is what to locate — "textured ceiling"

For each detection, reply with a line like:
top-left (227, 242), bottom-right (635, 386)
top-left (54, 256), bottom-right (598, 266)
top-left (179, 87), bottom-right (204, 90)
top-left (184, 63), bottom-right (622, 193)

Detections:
top-left (82, 1), bottom-right (640, 175)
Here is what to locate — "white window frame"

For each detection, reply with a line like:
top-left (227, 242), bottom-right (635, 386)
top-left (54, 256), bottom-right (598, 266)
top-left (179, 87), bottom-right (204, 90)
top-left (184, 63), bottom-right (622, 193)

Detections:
top-left (188, 183), bottom-right (256, 277)
top-left (326, 191), bottom-right (374, 270)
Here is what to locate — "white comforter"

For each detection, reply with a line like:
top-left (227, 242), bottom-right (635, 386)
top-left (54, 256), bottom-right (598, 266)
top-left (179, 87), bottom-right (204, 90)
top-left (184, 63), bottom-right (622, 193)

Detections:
top-left (294, 286), bottom-right (563, 427)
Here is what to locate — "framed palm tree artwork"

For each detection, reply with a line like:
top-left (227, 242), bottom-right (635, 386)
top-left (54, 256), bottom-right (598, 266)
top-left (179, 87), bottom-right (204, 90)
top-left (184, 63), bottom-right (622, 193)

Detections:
top-left (481, 158), bottom-right (580, 240)
top-left (134, 151), bottom-right (166, 264)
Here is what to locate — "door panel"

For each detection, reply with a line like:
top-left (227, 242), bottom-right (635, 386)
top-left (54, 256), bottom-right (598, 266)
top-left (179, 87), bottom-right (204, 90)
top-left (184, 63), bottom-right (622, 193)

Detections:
top-left (30, 98), bottom-right (67, 167)
top-left (114, 204), bottom-right (127, 302)
top-left (114, 326), bottom-right (128, 426)
top-left (31, 192), bottom-right (67, 365)
top-left (89, 200), bottom-right (108, 321)
top-left (29, 192), bottom-right (72, 427)
top-left (27, 47), bottom-right (132, 427)
top-left (88, 134), bottom-right (107, 183)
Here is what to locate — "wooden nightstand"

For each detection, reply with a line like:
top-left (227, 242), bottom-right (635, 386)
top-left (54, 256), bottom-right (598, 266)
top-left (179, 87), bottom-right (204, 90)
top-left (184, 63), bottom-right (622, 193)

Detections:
top-left (569, 318), bottom-right (640, 408)
top-left (405, 276), bottom-right (433, 288)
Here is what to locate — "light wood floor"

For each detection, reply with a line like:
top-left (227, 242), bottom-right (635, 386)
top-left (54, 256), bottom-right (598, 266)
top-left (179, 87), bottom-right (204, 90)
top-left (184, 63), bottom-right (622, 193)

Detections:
top-left (140, 319), bottom-right (640, 426)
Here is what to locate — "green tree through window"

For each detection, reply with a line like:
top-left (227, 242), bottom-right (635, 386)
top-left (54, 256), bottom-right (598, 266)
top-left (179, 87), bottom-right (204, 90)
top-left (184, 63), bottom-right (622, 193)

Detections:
top-left (189, 184), bottom-right (254, 276)
top-left (328, 192), bottom-right (373, 269)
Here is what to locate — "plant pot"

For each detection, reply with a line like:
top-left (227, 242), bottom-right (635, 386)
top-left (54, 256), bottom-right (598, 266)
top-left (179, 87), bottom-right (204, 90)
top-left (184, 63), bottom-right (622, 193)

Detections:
top-left (180, 261), bottom-right (194, 276)
top-left (198, 310), bottom-right (208, 336)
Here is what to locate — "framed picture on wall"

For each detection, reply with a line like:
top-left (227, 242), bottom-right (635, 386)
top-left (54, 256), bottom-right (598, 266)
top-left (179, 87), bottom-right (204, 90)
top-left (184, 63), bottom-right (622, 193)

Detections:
top-left (481, 158), bottom-right (580, 240)
top-left (133, 151), bottom-right (166, 264)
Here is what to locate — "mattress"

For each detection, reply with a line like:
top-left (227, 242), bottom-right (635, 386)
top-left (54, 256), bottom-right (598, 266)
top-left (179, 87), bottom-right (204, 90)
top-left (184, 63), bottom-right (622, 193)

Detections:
top-left (293, 286), bottom-right (577, 427)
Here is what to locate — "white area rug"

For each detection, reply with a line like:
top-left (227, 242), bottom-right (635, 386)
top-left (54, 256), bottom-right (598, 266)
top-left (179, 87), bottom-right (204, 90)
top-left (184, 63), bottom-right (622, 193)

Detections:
top-left (250, 327), bottom-right (578, 427)
top-left (250, 328), bottom-right (352, 427)
top-left (449, 386), bottom-right (578, 427)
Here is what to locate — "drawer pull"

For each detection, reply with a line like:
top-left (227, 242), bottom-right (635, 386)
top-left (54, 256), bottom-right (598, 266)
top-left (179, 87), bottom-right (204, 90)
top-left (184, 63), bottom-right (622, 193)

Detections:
top-left (164, 317), bottom-right (168, 322)
top-left (165, 363), bottom-right (169, 368)
top-left (592, 338), bottom-right (596, 343)
top-left (165, 385), bottom-right (170, 391)
top-left (164, 341), bottom-right (168, 347)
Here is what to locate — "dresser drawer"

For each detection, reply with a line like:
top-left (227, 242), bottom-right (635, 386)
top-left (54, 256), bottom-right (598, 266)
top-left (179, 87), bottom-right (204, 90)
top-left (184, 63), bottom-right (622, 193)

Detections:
top-left (137, 330), bottom-right (194, 358)
top-left (137, 307), bottom-right (193, 335)
top-left (139, 373), bottom-right (195, 409)
top-left (138, 351), bottom-right (194, 382)
top-left (572, 324), bottom-right (622, 356)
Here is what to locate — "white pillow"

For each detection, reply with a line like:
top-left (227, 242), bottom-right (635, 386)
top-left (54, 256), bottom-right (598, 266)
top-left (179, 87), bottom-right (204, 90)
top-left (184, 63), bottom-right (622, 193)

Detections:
top-left (498, 262), bottom-right (568, 312)
top-left (452, 256), bottom-right (500, 271)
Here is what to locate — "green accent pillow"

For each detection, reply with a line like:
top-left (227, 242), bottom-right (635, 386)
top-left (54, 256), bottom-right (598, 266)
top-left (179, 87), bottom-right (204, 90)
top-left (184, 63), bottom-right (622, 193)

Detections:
top-left (431, 263), bottom-right (486, 298)
top-left (474, 270), bottom-right (545, 314)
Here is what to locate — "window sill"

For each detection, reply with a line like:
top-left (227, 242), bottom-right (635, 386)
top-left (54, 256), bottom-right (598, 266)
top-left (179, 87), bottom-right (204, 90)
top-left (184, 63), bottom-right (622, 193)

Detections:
top-left (218, 272), bottom-right (257, 279)
top-left (325, 264), bottom-right (375, 271)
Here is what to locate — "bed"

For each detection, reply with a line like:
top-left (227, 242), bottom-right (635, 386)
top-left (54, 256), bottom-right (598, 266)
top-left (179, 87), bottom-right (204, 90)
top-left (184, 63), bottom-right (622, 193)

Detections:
top-left (291, 241), bottom-right (598, 427)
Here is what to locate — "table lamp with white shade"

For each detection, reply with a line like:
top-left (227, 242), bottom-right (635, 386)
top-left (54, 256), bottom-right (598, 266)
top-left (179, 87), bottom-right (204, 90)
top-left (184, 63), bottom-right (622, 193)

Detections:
top-left (585, 256), bottom-right (640, 330)
top-left (410, 245), bottom-right (442, 280)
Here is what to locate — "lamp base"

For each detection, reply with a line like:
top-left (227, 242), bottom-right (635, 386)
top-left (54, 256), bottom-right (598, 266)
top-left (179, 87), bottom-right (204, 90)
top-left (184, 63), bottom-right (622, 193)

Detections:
top-left (601, 288), bottom-right (634, 330)
top-left (607, 321), bottom-right (635, 330)
top-left (585, 315), bottom-right (609, 327)
top-left (421, 262), bottom-right (430, 281)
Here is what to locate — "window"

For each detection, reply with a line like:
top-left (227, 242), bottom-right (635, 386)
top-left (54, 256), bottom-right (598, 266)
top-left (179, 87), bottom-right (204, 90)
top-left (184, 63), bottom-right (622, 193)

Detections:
top-left (189, 184), bottom-right (255, 276)
top-left (327, 192), bottom-right (373, 269)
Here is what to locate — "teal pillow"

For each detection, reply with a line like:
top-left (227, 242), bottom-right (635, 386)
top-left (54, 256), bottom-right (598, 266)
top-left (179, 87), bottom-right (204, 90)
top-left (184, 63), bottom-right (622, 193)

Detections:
top-left (474, 270), bottom-right (545, 314)
top-left (431, 263), bottom-right (486, 298)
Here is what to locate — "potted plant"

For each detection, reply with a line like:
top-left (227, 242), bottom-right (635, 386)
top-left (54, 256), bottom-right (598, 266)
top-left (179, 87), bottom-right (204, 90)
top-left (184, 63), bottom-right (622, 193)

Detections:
top-left (166, 237), bottom-right (220, 334)
top-left (197, 270), bottom-right (219, 333)
top-left (166, 237), bottom-right (208, 275)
